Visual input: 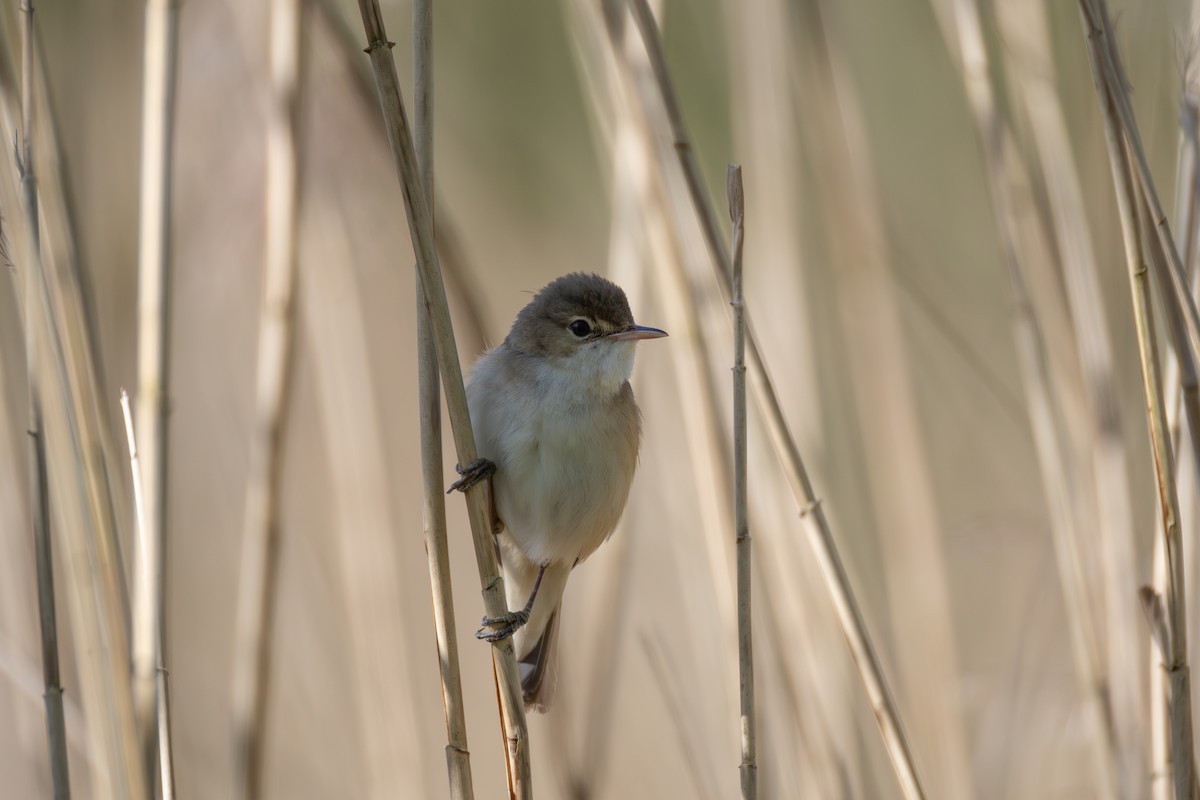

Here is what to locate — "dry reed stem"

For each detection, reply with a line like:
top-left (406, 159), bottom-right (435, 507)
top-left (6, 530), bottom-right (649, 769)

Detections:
top-left (579, 0), bottom-right (739, 717)
top-left (621, 1), bottom-right (927, 795)
top-left (10, 3), bottom-right (145, 795)
top-left (1081, 0), bottom-right (1200, 382)
top-left (939, 1), bottom-right (1123, 794)
top-left (0, 0), bottom-right (133, 619)
top-left (16, 5), bottom-right (67, 793)
top-left (995, 4), bottom-right (1143, 788)
top-left (352, 4), bottom-right (530, 797)
top-left (413, 0), bottom-right (474, 796)
top-left (792, 5), bottom-right (971, 796)
top-left (133, 0), bottom-right (180, 794)
top-left (1080, 6), bottom-right (1196, 794)
top-left (728, 165), bottom-right (756, 800)
top-left (230, 1), bottom-right (303, 796)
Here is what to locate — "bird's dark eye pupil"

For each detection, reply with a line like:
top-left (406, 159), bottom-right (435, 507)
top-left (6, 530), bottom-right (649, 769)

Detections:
top-left (569, 320), bottom-right (591, 337)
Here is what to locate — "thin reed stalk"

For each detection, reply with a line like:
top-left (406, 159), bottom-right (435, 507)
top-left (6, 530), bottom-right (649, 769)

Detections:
top-left (1080, 5), bottom-right (1196, 793)
top-left (16, 4), bottom-right (68, 796)
top-left (8, 2), bottom-right (145, 795)
top-left (352, 4), bottom-right (531, 796)
top-left (1080, 0), bottom-right (1200, 382)
top-left (621, 1), bottom-right (927, 796)
top-left (413, 0), bottom-right (474, 796)
top-left (938, 0), bottom-right (1123, 794)
top-left (230, 1), bottom-right (303, 796)
top-left (728, 165), bottom-right (755, 800)
top-left (577, 0), bottom-right (740, 732)
top-left (995, 3), bottom-right (1143, 788)
top-left (133, 0), bottom-right (180, 794)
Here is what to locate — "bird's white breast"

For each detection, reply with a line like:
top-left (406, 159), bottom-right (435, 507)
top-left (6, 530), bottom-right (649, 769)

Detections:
top-left (466, 343), bottom-right (641, 566)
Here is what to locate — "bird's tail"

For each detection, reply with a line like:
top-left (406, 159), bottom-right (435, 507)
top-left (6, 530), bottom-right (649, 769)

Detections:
top-left (519, 607), bottom-right (560, 712)
top-left (499, 540), bottom-right (570, 712)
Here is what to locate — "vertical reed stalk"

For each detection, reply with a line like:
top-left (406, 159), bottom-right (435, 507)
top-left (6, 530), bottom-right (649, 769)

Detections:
top-left (11, 3), bottom-right (144, 795)
top-left (413, 0), bottom-right (475, 796)
top-left (939, 0), bottom-right (1123, 793)
top-left (16, 3), bottom-right (69, 796)
top-left (353, 3), bottom-right (530, 796)
top-left (133, 0), bottom-right (180, 794)
top-left (1080, 5), bottom-right (1196, 793)
top-left (619, 0), bottom-right (926, 796)
top-left (230, 1), bottom-right (303, 796)
top-left (1079, 0), bottom-right (1200, 379)
top-left (728, 165), bottom-right (756, 799)
top-left (622, 1), bottom-right (926, 795)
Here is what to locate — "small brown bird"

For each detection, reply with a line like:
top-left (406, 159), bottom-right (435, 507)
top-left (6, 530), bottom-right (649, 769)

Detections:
top-left (453, 273), bottom-right (666, 710)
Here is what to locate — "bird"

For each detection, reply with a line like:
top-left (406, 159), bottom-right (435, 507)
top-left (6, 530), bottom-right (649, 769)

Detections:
top-left (450, 272), bottom-right (666, 711)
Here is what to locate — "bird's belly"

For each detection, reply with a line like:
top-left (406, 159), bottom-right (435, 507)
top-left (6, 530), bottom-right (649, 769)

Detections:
top-left (494, 413), bottom-right (634, 566)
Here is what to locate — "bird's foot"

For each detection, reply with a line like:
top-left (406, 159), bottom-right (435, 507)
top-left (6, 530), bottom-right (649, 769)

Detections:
top-left (475, 608), bottom-right (530, 642)
top-left (448, 458), bottom-right (496, 494)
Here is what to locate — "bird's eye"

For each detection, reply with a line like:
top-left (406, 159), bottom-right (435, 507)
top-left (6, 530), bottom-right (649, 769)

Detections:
top-left (568, 319), bottom-right (592, 337)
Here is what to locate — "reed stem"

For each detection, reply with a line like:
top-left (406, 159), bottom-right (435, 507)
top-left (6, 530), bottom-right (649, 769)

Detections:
top-left (230, 1), bottom-right (303, 796)
top-left (729, 164), bottom-right (756, 800)
top-left (134, 0), bottom-right (180, 794)
top-left (353, 3), bottom-right (531, 796)
top-left (413, 0), bottom-right (474, 796)
top-left (623, 1), bottom-right (926, 795)
top-left (1079, 5), bottom-right (1197, 794)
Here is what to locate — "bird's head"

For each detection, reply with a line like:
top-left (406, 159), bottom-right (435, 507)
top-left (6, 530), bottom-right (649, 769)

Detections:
top-left (506, 272), bottom-right (667, 395)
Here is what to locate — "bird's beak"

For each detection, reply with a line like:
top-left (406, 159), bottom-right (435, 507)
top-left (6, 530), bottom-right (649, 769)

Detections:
top-left (607, 325), bottom-right (668, 342)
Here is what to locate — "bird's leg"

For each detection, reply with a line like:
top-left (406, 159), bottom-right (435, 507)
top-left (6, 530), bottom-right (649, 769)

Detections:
top-left (448, 457), bottom-right (496, 494)
top-left (476, 564), bottom-right (546, 642)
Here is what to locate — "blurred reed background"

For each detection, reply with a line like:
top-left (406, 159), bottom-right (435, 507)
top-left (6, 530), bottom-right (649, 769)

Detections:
top-left (2, 0), bottom-right (1200, 797)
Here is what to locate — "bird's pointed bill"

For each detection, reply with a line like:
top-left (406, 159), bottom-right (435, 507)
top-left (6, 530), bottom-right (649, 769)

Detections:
top-left (607, 325), bottom-right (668, 341)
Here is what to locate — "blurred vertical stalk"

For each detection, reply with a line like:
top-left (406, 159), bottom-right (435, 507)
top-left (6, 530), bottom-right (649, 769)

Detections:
top-left (993, 3), bottom-right (1142, 790)
top-left (18, 2), bottom-right (69, 795)
top-left (1080, 4), bottom-right (1196, 796)
top-left (582, 0), bottom-right (739, 712)
top-left (307, 0), bottom-right (489, 359)
top-left (353, 3), bottom-right (531, 796)
top-left (133, 0), bottom-right (179, 794)
top-left (13, 7), bottom-right (62, 799)
top-left (938, 0), bottom-right (1123, 795)
top-left (9, 1), bottom-right (145, 795)
top-left (622, 0), bottom-right (928, 796)
top-left (1080, 0), bottom-right (1200, 380)
top-left (230, 0), bottom-right (302, 797)
top-left (413, 0), bottom-right (475, 797)
top-left (728, 165), bottom-right (755, 800)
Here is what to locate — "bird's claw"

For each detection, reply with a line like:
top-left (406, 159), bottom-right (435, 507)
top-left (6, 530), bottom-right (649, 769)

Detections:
top-left (474, 608), bottom-right (530, 642)
top-left (448, 458), bottom-right (496, 494)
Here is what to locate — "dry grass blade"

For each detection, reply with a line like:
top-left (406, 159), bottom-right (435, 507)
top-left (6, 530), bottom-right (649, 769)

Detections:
top-left (352, 3), bottom-right (530, 796)
top-left (133, 0), bottom-right (180, 794)
top-left (622, 0), bottom-right (927, 795)
top-left (1079, 5), bottom-right (1197, 795)
top-left (230, 1), bottom-right (303, 796)
top-left (728, 164), bottom-right (756, 800)
top-left (413, 0), bottom-right (475, 796)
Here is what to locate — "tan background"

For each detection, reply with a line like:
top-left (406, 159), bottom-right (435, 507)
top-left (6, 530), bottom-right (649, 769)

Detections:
top-left (0, 0), bottom-right (1192, 798)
